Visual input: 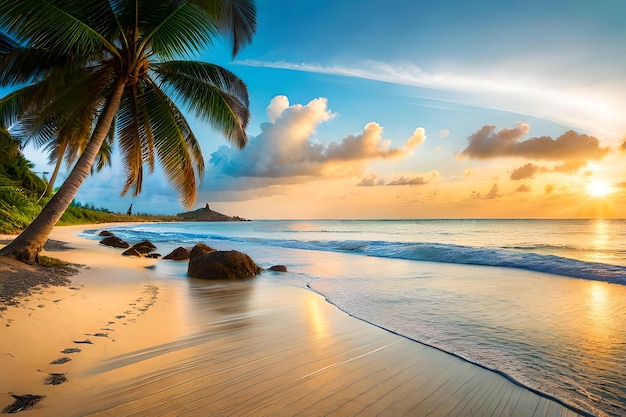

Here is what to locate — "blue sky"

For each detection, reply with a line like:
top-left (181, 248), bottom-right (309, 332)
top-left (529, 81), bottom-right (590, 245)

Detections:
top-left (24, 0), bottom-right (626, 218)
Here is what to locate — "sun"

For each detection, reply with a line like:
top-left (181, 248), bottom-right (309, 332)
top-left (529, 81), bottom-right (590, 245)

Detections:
top-left (587, 180), bottom-right (613, 197)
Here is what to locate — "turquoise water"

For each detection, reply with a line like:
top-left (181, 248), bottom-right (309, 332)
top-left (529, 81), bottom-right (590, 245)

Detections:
top-left (82, 219), bottom-right (626, 417)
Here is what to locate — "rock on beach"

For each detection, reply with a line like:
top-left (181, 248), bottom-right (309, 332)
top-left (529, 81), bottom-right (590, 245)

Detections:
top-left (188, 250), bottom-right (262, 280)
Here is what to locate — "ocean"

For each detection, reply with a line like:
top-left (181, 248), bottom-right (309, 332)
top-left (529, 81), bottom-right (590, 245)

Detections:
top-left (81, 219), bottom-right (626, 417)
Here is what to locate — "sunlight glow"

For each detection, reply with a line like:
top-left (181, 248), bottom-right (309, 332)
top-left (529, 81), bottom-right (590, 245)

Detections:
top-left (587, 181), bottom-right (613, 198)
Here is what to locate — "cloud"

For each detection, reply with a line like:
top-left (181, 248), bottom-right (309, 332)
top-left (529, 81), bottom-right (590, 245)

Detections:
top-left (471, 183), bottom-right (501, 200)
top-left (550, 160), bottom-right (588, 173)
top-left (358, 171), bottom-right (439, 187)
top-left (510, 163), bottom-right (539, 180)
top-left (388, 171), bottom-right (439, 186)
top-left (209, 96), bottom-right (425, 179)
top-left (510, 160), bottom-right (589, 180)
top-left (485, 184), bottom-right (501, 199)
top-left (438, 129), bottom-right (450, 139)
top-left (267, 95), bottom-right (290, 123)
top-left (357, 173), bottom-right (386, 187)
top-left (460, 123), bottom-right (609, 161)
top-left (545, 184), bottom-right (555, 194)
top-left (515, 184), bottom-right (531, 193)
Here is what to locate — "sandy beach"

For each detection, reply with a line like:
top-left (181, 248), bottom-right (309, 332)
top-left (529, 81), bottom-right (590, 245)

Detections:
top-left (0, 224), bottom-right (585, 416)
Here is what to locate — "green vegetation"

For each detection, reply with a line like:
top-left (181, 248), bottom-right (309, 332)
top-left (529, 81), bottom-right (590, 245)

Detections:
top-left (0, 128), bottom-right (46, 195)
top-left (0, 127), bottom-right (45, 233)
top-left (0, 192), bottom-right (177, 235)
top-left (36, 255), bottom-right (72, 268)
top-left (57, 201), bottom-right (176, 227)
top-left (0, 128), bottom-right (174, 234)
top-left (0, 186), bottom-right (41, 233)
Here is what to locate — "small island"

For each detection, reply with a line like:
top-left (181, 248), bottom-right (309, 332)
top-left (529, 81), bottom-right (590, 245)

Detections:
top-left (176, 203), bottom-right (249, 222)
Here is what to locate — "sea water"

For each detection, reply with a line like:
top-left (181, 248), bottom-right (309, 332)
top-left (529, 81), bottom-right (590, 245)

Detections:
top-left (81, 219), bottom-right (626, 417)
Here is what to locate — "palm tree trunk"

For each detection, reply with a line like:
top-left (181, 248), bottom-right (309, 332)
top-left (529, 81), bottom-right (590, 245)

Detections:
top-left (45, 140), bottom-right (67, 197)
top-left (0, 77), bottom-right (127, 264)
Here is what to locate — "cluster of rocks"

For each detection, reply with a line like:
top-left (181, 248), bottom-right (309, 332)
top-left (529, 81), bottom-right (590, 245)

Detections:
top-left (98, 231), bottom-right (286, 280)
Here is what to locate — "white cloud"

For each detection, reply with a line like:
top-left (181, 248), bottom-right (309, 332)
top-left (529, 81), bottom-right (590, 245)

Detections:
top-left (266, 95), bottom-right (290, 123)
top-left (208, 96), bottom-right (426, 179)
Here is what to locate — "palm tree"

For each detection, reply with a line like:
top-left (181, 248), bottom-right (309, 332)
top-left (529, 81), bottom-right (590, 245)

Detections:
top-left (0, 0), bottom-right (256, 263)
top-left (16, 112), bottom-right (115, 197)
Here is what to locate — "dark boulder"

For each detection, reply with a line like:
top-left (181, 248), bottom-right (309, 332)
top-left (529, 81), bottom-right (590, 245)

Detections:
top-left (98, 230), bottom-right (115, 237)
top-left (122, 247), bottom-right (142, 257)
top-left (163, 247), bottom-right (190, 260)
top-left (268, 265), bottom-right (288, 272)
top-left (100, 236), bottom-right (130, 249)
top-left (188, 250), bottom-right (262, 280)
top-left (189, 243), bottom-right (216, 259)
top-left (131, 240), bottom-right (157, 254)
top-left (146, 253), bottom-right (161, 259)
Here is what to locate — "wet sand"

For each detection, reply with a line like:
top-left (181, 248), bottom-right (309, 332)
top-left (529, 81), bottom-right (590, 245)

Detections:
top-left (0, 225), bottom-right (583, 416)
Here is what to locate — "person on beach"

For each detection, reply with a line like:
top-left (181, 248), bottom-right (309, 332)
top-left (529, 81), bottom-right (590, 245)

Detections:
top-left (127, 204), bottom-right (132, 216)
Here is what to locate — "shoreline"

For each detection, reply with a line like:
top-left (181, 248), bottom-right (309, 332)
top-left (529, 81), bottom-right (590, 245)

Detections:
top-left (311, 286), bottom-right (595, 417)
top-left (0, 224), bottom-right (585, 416)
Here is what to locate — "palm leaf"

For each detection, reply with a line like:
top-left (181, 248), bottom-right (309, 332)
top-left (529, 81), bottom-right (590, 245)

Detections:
top-left (15, 113), bottom-right (61, 149)
top-left (12, 65), bottom-right (113, 149)
top-left (141, 1), bottom-right (220, 60)
top-left (0, 30), bottom-right (18, 54)
top-left (116, 86), bottom-right (147, 197)
top-left (125, 77), bottom-right (204, 208)
top-left (0, 87), bottom-right (40, 127)
top-left (0, 0), bottom-right (119, 57)
top-left (199, 0), bottom-right (256, 56)
top-left (154, 60), bottom-right (249, 148)
top-left (0, 47), bottom-right (77, 86)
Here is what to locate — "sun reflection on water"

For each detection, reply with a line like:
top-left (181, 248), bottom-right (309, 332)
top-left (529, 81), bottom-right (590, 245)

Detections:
top-left (306, 295), bottom-right (329, 341)
top-left (581, 281), bottom-right (616, 355)
top-left (585, 220), bottom-right (613, 264)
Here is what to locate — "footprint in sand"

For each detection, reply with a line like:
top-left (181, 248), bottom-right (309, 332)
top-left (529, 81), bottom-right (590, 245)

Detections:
top-left (49, 357), bottom-right (71, 365)
top-left (2, 394), bottom-right (45, 413)
top-left (44, 373), bottom-right (67, 386)
top-left (3, 284), bottom-right (162, 413)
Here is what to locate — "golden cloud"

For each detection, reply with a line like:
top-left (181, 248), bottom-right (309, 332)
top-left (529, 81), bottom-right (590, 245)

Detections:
top-left (461, 123), bottom-right (608, 161)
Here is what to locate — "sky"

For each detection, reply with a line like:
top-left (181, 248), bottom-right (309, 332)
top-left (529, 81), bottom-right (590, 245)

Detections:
top-left (22, 0), bottom-right (626, 219)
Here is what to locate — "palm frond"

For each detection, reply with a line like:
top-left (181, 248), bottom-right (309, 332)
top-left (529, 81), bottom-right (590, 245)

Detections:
top-left (126, 77), bottom-right (204, 208)
top-left (0, 47), bottom-right (74, 86)
top-left (0, 86), bottom-right (39, 127)
top-left (141, 1), bottom-right (220, 59)
top-left (154, 60), bottom-right (249, 148)
top-left (116, 87), bottom-right (147, 197)
top-left (197, 0), bottom-right (256, 56)
top-left (16, 113), bottom-right (61, 149)
top-left (0, 0), bottom-right (119, 57)
top-left (0, 30), bottom-right (18, 54)
top-left (11, 65), bottom-right (113, 148)
top-left (93, 139), bottom-right (113, 173)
